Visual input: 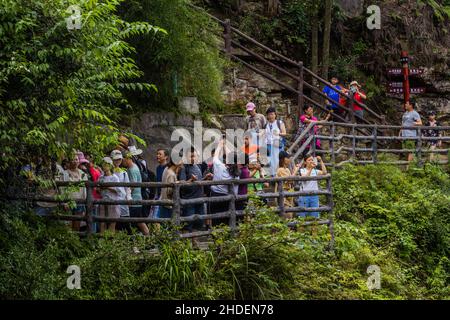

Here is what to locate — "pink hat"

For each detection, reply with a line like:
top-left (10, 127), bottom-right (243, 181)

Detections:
top-left (76, 151), bottom-right (89, 164)
top-left (246, 102), bottom-right (256, 111)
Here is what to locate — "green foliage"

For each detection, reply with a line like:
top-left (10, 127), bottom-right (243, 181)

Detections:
top-left (233, 0), bottom-right (311, 62)
top-left (1, 165), bottom-right (448, 299)
top-left (333, 164), bottom-right (449, 295)
top-left (422, 0), bottom-right (450, 21)
top-left (0, 0), bottom-right (162, 173)
top-left (119, 0), bottom-right (225, 112)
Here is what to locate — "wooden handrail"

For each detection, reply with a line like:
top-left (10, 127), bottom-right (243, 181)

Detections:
top-left (303, 67), bottom-right (383, 120)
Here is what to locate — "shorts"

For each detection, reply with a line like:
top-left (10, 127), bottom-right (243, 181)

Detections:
top-left (99, 205), bottom-right (120, 219)
top-left (72, 205), bottom-right (85, 215)
top-left (120, 205), bottom-right (130, 217)
top-left (35, 206), bottom-right (56, 216)
top-left (354, 110), bottom-right (364, 120)
top-left (402, 140), bottom-right (416, 150)
top-left (130, 206), bottom-right (146, 218)
top-left (159, 206), bottom-right (173, 219)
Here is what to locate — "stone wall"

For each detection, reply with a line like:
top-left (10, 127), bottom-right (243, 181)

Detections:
top-left (221, 65), bottom-right (298, 133)
top-left (128, 112), bottom-right (247, 171)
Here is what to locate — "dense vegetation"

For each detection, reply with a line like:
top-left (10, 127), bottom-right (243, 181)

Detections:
top-left (119, 0), bottom-right (225, 113)
top-left (199, 0), bottom-right (450, 118)
top-left (1, 164), bottom-right (448, 299)
top-left (0, 0), bottom-right (164, 172)
top-left (0, 0), bottom-right (224, 176)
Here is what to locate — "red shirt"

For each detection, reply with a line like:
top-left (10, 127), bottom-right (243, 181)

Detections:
top-left (89, 166), bottom-right (102, 199)
top-left (353, 92), bottom-right (364, 111)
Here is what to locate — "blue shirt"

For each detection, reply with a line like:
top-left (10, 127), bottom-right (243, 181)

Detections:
top-left (401, 111), bottom-right (421, 137)
top-left (322, 85), bottom-right (342, 110)
top-left (127, 164), bottom-right (142, 207)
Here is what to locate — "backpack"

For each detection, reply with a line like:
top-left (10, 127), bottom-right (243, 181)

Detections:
top-left (133, 157), bottom-right (156, 200)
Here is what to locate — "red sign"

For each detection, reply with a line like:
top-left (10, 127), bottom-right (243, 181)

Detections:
top-left (387, 68), bottom-right (424, 75)
top-left (387, 87), bottom-right (426, 94)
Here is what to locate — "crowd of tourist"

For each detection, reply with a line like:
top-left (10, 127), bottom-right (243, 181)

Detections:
top-left (23, 111), bottom-right (329, 234)
top-left (21, 79), bottom-right (445, 235)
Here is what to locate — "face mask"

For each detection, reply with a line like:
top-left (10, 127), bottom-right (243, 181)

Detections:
top-left (350, 86), bottom-right (357, 93)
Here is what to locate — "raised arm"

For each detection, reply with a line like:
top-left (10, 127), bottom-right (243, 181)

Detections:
top-left (316, 156), bottom-right (327, 175)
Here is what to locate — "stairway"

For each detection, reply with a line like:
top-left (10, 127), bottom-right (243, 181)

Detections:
top-left (191, 6), bottom-right (386, 128)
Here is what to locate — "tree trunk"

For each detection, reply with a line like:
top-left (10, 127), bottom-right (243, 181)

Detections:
top-left (234, 0), bottom-right (244, 13)
top-left (322, 0), bottom-right (332, 80)
top-left (311, 10), bottom-right (319, 87)
top-left (267, 0), bottom-right (280, 17)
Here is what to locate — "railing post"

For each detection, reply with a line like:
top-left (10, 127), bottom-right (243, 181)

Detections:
top-left (352, 126), bottom-right (356, 161)
top-left (229, 182), bottom-right (237, 234)
top-left (331, 122), bottom-right (336, 168)
top-left (326, 176), bottom-right (335, 251)
top-left (372, 126), bottom-right (378, 164)
top-left (86, 182), bottom-right (94, 235)
top-left (297, 61), bottom-right (304, 118)
top-left (224, 19), bottom-right (232, 55)
top-left (278, 180), bottom-right (285, 218)
top-left (172, 184), bottom-right (181, 227)
top-left (312, 129), bottom-right (316, 157)
top-left (417, 128), bottom-right (423, 167)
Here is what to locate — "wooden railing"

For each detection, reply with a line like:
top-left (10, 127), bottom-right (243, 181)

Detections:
top-left (290, 121), bottom-right (450, 167)
top-left (8, 175), bottom-right (335, 246)
top-left (191, 5), bottom-right (385, 125)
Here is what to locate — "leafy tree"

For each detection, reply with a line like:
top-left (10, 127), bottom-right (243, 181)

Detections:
top-left (0, 0), bottom-right (164, 175)
top-left (118, 0), bottom-right (225, 112)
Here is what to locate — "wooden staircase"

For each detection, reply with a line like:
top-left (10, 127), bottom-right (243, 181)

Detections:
top-left (191, 5), bottom-right (386, 129)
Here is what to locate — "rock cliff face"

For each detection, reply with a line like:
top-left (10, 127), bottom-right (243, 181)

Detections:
top-left (221, 64), bottom-right (297, 132)
top-left (128, 112), bottom-right (247, 171)
top-left (336, 0), bottom-right (450, 122)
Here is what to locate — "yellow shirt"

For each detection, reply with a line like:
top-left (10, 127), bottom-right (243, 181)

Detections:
top-left (275, 167), bottom-right (294, 208)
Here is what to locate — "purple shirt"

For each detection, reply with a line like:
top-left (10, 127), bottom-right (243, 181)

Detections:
top-left (238, 166), bottom-right (250, 195)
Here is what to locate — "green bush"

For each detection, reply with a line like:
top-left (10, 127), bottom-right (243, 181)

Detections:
top-left (1, 165), bottom-right (448, 299)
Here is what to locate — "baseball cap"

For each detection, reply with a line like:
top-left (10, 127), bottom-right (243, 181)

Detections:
top-left (246, 102), bottom-right (256, 111)
top-left (110, 149), bottom-right (123, 160)
top-left (102, 157), bottom-right (113, 165)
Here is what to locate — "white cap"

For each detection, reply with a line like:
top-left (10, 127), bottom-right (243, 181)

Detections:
top-left (102, 157), bottom-right (113, 165)
top-left (110, 150), bottom-right (123, 160)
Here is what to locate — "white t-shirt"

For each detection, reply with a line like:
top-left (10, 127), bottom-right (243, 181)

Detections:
top-left (114, 169), bottom-right (131, 217)
top-left (300, 168), bottom-right (319, 191)
top-left (211, 157), bottom-right (239, 195)
top-left (265, 120), bottom-right (283, 145)
top-left (99, 174), bottom-right (120, 200)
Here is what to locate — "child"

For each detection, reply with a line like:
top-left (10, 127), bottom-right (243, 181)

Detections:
top-left (248, 160), bottom-right (269, 204)
top-left (98, 157), bottom-right (121, 233)
top-left (275, 151), bottom-right (301, 219)
top-left (423, 111), bottom-right (442, 162)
